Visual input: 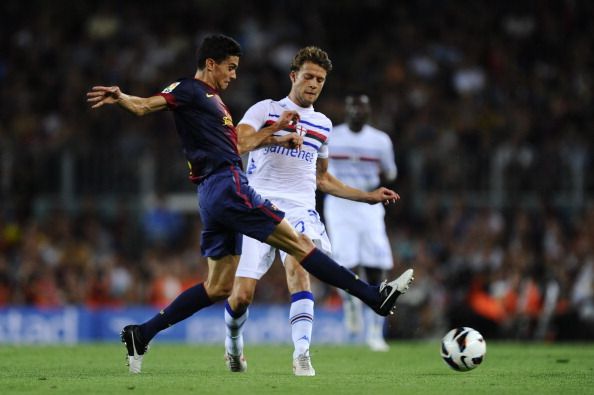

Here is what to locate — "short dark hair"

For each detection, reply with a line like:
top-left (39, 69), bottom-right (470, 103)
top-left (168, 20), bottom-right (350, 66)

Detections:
top-left (290, 46), bottom-right (333, 73)
top-left (196, 34), bottom-right (242, 70)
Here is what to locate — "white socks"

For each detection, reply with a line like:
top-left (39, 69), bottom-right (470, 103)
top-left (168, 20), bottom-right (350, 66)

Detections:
top-left (290, 291), bottom-right (315, 359)
top-left (224, 302), bottom-right (248, 356)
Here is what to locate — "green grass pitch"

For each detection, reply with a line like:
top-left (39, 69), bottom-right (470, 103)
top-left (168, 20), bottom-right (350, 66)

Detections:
top-left (1, 342), bottom-right (593, 394)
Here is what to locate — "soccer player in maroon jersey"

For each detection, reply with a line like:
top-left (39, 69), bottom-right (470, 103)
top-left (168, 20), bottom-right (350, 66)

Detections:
top-left (87, 34), bottom-right (413, 373)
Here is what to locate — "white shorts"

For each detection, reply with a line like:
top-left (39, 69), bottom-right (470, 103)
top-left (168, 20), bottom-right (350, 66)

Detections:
top-left (235, 199), bottom-right (332, 280)
top-left (324, 201), bottom-right (393, 270)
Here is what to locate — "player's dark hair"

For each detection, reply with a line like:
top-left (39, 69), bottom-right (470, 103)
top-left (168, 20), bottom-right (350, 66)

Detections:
top-left (196, 34), bottom-right (242, 70)
top-left (290, 46), bottom-right (333, 73)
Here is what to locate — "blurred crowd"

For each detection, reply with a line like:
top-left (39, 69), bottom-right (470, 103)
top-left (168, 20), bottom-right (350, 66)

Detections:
top-left (1, 0), bottom-right (593, 340)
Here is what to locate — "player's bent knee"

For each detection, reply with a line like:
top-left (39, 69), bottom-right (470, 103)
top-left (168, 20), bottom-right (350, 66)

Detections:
top-left (229, 290), bottom-right (254, 309)
top-left (205, 283), bottom-right (233, 301)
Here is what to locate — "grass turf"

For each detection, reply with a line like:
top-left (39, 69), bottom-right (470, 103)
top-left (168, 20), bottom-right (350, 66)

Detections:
top-left (0, 342), bottom-right (593, 394)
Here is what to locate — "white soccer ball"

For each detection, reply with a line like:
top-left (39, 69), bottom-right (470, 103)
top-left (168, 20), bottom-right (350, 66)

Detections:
top-left (440, 327), bottom-right (486, 372)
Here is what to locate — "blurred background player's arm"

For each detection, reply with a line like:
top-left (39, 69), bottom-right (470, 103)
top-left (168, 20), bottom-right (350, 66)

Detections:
top-left (87, 85), bottom-right (167, 116)
top-left (316, 157), bottom-right (399, 205)
top-left (379, 137), bottom-right (398, 188)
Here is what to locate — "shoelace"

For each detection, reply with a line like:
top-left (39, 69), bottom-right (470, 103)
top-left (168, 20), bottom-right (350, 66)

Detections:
top-left (227, 355), bottom-right (243, 370)
top-left (296, 354), bottom-right (312, 369)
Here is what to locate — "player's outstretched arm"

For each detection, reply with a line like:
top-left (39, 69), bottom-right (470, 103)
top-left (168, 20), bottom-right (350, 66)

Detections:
top-left (86, 86), bottom-right (167, 116)
top-left (316, 158), bottom-right (400, 205)
top-left (237, 110), bottom-right (301, 154)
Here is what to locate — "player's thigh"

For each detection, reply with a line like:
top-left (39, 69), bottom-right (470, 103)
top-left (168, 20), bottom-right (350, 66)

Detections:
top-left (265, 219), bottom-right (314, 261)
top-left (279, 207), bottom-right (331, 262)
top-left (199, 167), bottom-right (285, 247)
top-left (198, 179), bottom-right (243, 258)
top-left (235, 235), bottom-right (277, 280)
top-left (205, 255), bottom-right (240, 299)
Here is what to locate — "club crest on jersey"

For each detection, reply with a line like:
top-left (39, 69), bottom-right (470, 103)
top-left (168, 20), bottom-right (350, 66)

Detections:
top-left (295, 124), bottom-right (307, 137)
top-left (223, 116), bottom-right (233, 127)
top-left (161, 82), bottom-right (180, 93)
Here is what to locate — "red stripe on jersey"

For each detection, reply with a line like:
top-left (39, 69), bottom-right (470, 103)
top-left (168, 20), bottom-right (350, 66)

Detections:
top-left (329, 154), bottom-right (350, 160)
top-left (305, 129), bottom-right (327, 142)
top-left (258, 205), bottom-right (283, 223)
top-left (262, 120), bottom-right (327, 143)
top-left (157, 92), bottom-right (178, 109)
top-left (329, 155), bottom-right (380, 162)
top-left (360, 157), bottom-right (380, 162)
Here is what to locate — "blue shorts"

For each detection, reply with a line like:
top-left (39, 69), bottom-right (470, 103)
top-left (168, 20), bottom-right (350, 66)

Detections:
top-left (197, 164), bottom-right (285, 258)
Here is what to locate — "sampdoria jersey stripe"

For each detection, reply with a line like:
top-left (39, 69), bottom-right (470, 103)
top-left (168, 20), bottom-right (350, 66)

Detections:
top-left (300, 118), bottom-right (331, 132)
top-left (305, 129), bottom-right (327, 143)
top-left (266, 113), bottom-right (330, 132)
top-left (262, 120), bottom-right (325, 147)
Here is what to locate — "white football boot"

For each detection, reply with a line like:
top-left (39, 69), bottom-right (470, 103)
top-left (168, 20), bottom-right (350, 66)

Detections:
top-left (293, 350), bottom-right (316, 376)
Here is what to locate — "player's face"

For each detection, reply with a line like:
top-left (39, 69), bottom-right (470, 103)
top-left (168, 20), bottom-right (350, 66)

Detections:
top-left (212, 56), bottom-right (239, 91)
top-left (345, 95), bottom-right (370, 131)
top-left (289, 62), bottom-right (327, 107)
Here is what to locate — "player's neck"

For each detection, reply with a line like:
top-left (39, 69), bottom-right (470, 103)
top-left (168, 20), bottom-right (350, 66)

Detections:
top-left (194, 70), bottom-right (217, 91)
top-left (287, 94), bottom-right (311, 109)
top-left (349, 123), bottom-right (364, 133)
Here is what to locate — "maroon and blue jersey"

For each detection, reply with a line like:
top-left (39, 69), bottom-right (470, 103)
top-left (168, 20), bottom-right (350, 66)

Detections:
top-left (158, 78), bottom-right (241, 184)
top-left (157, 77), bottom-right (284, 257)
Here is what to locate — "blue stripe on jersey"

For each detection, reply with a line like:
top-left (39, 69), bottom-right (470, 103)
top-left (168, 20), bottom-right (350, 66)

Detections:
top-left (303, 141), bottom-right (319, 150)
top-left (267, 114), bottom-right (329, 132)
top-left (300, 119), bottom-right (330, 132)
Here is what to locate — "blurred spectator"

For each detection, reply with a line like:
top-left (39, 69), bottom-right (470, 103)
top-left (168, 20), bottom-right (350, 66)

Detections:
top-left (142, 193), bottom-right (184, 249)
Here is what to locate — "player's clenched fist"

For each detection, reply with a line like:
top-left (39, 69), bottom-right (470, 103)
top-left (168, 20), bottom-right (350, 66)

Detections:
top-left (274, 110), bottom-right (300, 131)
top-left (275, 133), bottom-right (304, 150)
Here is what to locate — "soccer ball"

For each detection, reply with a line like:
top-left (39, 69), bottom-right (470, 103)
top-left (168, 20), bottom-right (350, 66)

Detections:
top-left (440, 327), bottom-right (486, 372)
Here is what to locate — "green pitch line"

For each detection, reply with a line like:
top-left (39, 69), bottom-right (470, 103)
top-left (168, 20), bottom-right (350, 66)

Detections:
top-left (0, 342), bottom-right (592, 395)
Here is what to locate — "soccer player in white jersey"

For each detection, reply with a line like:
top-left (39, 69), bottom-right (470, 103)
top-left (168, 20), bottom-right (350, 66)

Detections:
top-left (324, 94), bottom-right (399, 352)
top-left (223, 48), bottom-right (412, 376)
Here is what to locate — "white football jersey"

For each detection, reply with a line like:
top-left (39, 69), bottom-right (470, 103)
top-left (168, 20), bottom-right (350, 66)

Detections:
top-left (326, 123), bottom-right (396, 192)
top-left (240, 97), bottom-right (332, 208)
top-left (324, 123), bottom-right (397, 269)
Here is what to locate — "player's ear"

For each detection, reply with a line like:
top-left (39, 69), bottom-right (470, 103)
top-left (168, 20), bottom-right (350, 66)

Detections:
top-left (289, 71), bottom-right (296, 83)
top-left (205, 58), bottom-right (216, 71)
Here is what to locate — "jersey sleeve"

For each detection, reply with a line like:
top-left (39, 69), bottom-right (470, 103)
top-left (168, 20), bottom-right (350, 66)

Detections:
top-left (238, 100), bottom-right (271, 131)
top-left (317, 118), bottom-right (332, 159)
top-left (157, 79), bottom-right (194, 109)
top-left (379, 133), bottom-right (397, 181)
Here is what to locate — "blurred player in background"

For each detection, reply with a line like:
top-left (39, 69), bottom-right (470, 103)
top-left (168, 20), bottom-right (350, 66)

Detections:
top-left (87, 35), bottom-right (413, 374)
top-left (324, 94), bottom-right (399, 352)
top-left (224, 47), bottom-right (407, 376)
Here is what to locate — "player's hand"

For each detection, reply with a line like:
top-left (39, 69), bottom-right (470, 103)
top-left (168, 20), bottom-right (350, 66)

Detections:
top-left (274, 110), bottom-right (300, 131)
top-left (86, 86), bottom-right (122, 109)
top-left (367, 187), bottom-right (400, 205)
top-left (275, 133), bottom-right (303, 150)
